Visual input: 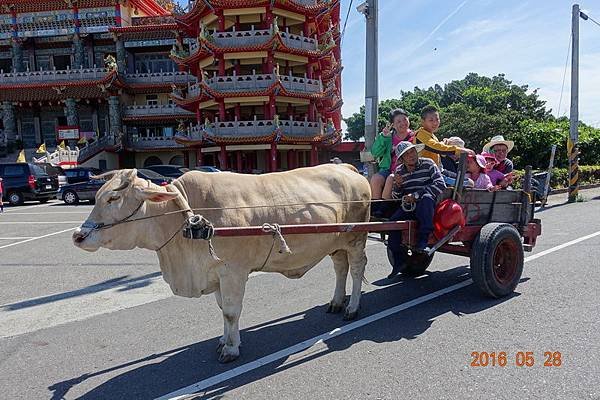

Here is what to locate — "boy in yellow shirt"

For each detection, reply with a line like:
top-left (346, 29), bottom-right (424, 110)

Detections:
top-left (412, 105), bottom-right (473, 165)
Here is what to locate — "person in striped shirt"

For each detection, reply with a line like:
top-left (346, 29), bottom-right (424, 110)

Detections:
top-left (387, 141), bottom-right (447, 278)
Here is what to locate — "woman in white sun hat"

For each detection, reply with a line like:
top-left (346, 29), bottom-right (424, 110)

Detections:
top-left (483, 135), bottom-right (514, 174)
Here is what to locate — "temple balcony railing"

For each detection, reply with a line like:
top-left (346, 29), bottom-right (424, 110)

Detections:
top-left (127, 135), bottom-right (184, 149)
top-left (0, 67), bottom-right (108, 84)
top-left (279, 31), bottom-right (318, 51)
top-left (194, 26), bottom-right (318, 52)
top-left (123, 104), bottom-right (195, 118)
top-left (188, 72), bottom-right (322, 96)
top-left (187, 117), bottom-right (323, 138)
top-left (124, 71), bottom-right (197, 85)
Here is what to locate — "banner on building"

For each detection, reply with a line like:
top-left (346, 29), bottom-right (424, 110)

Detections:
top-left (57, 126), bottom-right (80, 140)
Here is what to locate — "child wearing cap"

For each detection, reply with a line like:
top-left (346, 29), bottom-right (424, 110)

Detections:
top-left (466, 154), bottom-right (493, 190)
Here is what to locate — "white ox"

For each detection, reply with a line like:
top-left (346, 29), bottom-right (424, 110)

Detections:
top-left (73, 164), bottom-right (370, 362)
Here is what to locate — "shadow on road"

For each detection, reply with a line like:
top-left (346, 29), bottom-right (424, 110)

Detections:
top-left (0, 272), bottom-right (161, 311)
top-left (48, 265), bottom-right (520, 400)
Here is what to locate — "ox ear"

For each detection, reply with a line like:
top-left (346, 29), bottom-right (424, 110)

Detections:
top-left (135, 187), bottom-right (180, 203)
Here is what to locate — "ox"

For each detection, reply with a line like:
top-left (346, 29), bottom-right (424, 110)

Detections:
top-left (73, 165), bottom-right (370, 362)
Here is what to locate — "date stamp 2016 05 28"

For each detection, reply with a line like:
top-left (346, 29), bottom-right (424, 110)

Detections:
top-left (470, 351), bottom-right (562, 367)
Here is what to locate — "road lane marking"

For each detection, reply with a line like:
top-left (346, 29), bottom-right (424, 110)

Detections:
top-left (2, 211), bottom-right (91, 215)
top-left (0, 227), bottom-right (77, 250)
top-left (2, 202), bottom-right (56, 212)
top-left (0, 221), bottom-right (84, 224)
top-left (157, 229), bottom-right (600, 400)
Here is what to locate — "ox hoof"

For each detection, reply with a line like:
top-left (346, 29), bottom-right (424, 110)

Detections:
top-left (216, 342), bottom-right (225, 354)
top-left (326, 302), bottom-right (344, 314)
top-left (343, 309), bottom-right (359, 321)
top-left (218, 346), bottom-right (240, 363)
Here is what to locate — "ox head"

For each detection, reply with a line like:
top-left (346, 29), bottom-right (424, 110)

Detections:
top-left (72, 169), bottom-right (179, 252)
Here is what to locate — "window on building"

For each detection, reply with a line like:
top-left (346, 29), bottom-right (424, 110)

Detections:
top-left (53, 55), bottom-right (71, 70)
top-left (145, 95), bottom-right (158, 106)
top-left (0, 59), bottom-right (11, 72)
top-left (36, 55), bottom-right (51, 71)
top-left (134, 54), bottom-right (175, 73)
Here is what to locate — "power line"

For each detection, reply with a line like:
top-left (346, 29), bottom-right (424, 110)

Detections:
top-left (341, 0), bottom-right (354, 45)
top-left (586, 14), bottom-right (600, 29)
top-left (557, 32), bottom-right (572, 117)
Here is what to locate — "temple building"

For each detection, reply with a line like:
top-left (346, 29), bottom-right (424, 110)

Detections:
top-left (0, 0), bottom-right (342, 171)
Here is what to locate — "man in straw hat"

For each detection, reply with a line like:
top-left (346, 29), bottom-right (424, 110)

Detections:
top-left (387, 141), bottom-right (446, 278)
top-left (483, 135), bottom-right (514, 174)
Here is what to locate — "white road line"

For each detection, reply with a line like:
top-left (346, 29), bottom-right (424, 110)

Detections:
top-left (2, 211), bottom-right (91, 215)
top-left (0, 221), bottom-right (84, 224)
top-left (2, 202), bottom-right (55, 212)
top-left (0, 227), bottom-right (77, 250)
top-left (157, 229), bottom-right (600, 400)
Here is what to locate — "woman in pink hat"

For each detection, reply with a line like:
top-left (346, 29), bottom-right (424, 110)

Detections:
top-left (466, 154), bottom-right (493, 190)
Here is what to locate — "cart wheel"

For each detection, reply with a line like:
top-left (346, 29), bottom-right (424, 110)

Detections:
top-left (387, 245), bottom-right (434, 277)
top-left (470, 223), bottom-right (524, 298)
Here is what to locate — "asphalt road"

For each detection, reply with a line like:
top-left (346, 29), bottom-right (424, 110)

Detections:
top-left (0, 189), bottom-right (599, 400)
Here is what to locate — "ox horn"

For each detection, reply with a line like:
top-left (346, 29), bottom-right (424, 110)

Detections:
top-left (113, 180), bottom-right (130, 192)
top-left (90, 171), bottom-right (118, 180)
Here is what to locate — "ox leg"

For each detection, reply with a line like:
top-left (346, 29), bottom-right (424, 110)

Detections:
top-left (217, 272), bottom-right (247, 363)
top-left (214, 289), bottom-right (228, 353)
top-left (344, 241), bottom-right (368, 321)
top-left (327, 250), bottom-right (349, 314)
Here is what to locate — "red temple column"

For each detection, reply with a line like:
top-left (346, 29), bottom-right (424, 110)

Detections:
top-left (264, 149), bottom-right (271, 172)
top-left (310, 143), bottom-right (318, 166)
top-left (220, 145), bottom-right (228, 170)
top-left (196, 147), bottom-right (203, 166)
top-left (218, 100), bottom-right (226, 120)
top-left (218, 54), bottom-right (226, 75)
top-left (287, 149), bottom-right (294, 170)
top-left (236, 151), bottom-right (243, 172)
top-left (270, 142), bottom-right (278, 172)
top-left (217, 9), bottom-right (225, 31)
top-left (266, 51), bottom-right (274, 73)
top-left (268, 96), bottom-right (276, 119)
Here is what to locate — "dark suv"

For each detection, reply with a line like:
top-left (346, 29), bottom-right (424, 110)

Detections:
top-left (0, 162), bottom-right (59, 205)
top-left (64, 167), bottom-right (102, 184)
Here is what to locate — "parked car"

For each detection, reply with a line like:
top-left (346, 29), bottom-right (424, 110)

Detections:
top-left (193, 166), bottom-right (221, 173)
top-left (145, 164), bottom-right (189, 178)
top-left (137, 169), bottom-right (173, 185)
top-left (37, 163), bottom-right (68, 188)
top-left (59, 179), bottom-right (104, 205)
top-left (59, 169), bottom-right (172, 205)
top-left (63, 167), bottom-right (102, 184)
top-left (0, 162), bottom-right (59, 205)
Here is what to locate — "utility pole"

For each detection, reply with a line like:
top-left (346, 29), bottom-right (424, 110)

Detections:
top-left (568, 4), bottom-right (581, 203)
top-left (358, 0), bottom-right (378, 178)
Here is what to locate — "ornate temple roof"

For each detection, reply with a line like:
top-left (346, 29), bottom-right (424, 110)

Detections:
top-left (0, 0), bottom-right (170, 15)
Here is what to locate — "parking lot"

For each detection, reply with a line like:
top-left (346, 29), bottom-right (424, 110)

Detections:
top-left (0, 191), bottom-right (599, 399)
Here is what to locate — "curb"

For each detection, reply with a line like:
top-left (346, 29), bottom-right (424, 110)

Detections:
top-left (549, 183), bottom-right (600, 195)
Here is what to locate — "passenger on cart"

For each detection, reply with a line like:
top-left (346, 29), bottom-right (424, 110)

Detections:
top-left (387, 141), bottom-right (447, 278)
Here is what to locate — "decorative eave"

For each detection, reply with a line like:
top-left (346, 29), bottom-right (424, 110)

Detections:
top-left (0, 70), bottom-right (123, 102)
top-left (176, 0), bottom-right (339, 37)
top-left (110, 23), bottom-right (179, 37)
top-left (122, 114), bottom-right (195, 122)
top-left (0, 0), bottom-right (170, 14)
top-left (172, 81), bottom-right (330, 112)
top-left (172, 33), bottom-right (331, 73)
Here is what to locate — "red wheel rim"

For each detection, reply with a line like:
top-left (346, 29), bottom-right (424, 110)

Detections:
top-left (492, 238), bottom-right (519, 286)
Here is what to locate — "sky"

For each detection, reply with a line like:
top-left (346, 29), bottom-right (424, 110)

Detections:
top-left (176, 0), bottom-right (600, 129)
top-left (338, 0), bottom-right (600, 129)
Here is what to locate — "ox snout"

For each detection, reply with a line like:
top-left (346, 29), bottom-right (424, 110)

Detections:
top-left (72, 227), bottom-right (98, 252)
